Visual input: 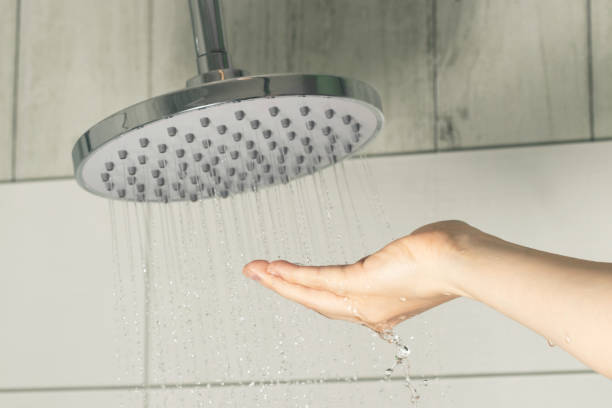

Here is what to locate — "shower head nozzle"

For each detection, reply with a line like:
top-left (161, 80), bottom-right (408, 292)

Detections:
top-left (71, 2), bottom-right (384, 202)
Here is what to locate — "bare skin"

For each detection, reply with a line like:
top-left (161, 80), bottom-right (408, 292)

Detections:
top-left (243, 220), bottom-right (612, 379)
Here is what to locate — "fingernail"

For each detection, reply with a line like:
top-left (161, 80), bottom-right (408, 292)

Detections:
top-left (246, 268), bottom-right (261, 281)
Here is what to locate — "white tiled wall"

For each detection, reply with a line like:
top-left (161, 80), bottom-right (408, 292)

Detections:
top-left (143, 374), bottom-right (612, 408)
top-left (0, 180), bottom-right (143, 388)
top-left (0, 390), bottom-right (143, 408)
top-left (1, 375), bottom-right (611, 408)
top-left (593, 0), bottom-right (612, 139)
top-left (1, 141), bottom-right (612, 406)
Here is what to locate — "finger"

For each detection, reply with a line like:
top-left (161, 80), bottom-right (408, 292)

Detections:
top-left (264, 259), bottom-right (366, 295)
top-left (243, 260), bottom-right (271, 279)
top-left (244, 261), bottom-right (354, 318)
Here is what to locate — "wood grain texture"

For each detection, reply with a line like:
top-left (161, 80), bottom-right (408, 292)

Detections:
top-left (436, 0), bottom-right (590, 149)
top-left (150, 0), bottom-right (195, 96)
top-left (592, 0), bottom-right (612, 139)
top-left (225, 0), bottom-right (435, 154)
top-left (14, 0), bottom-right (149, 179)
top-left (0, 0), bottom-right (16, 181)
top-left (10, 0), bottom-right (601, 179)
top-left (150, 0), bottom-right (435, 154)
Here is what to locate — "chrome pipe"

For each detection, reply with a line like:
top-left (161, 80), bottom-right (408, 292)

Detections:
top-left (189, 0), bottom-right (231, 72)
top-left (72, 0), bottom-right (384, 202)
top-left (187, 0), bottom-right (245, 85)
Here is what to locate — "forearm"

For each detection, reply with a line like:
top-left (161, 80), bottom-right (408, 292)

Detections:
top-left (447, 230), bottom-right (612, 378)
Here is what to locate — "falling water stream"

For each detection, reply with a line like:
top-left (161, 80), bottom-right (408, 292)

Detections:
top-left (380, 329), bottom-right (419, 404)
top-left (108, 157), bottom-right (426, 407)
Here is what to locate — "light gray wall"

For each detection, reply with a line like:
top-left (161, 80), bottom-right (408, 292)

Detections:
top-left (1, 0), bottom-right (611, 181)
top-left (2, 141), bottom-right (612, 406)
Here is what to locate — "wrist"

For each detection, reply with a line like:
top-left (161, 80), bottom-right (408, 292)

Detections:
top-left (442, 223), bottom-right (509, 300)
top-left (410, 220), bottom-right (490, 299)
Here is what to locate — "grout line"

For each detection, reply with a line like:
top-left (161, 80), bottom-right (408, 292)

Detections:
top-left (431, 0), bottom-right (439, 152)
top-left (0, 175), bottom-right (75, 185)
top-left (586, 0), bottom-right (595, 141)
top-left (357, 136), bottom-right (612, 159)
top-left (0, 370), bottom-right (594, 394)
top-left (3, 137), bottom-right (612, 185)
top-left (10, 0), bottom-right (22, 182)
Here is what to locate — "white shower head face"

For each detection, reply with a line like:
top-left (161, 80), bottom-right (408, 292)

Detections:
top-left (78, 95), bottom-right (382, 202)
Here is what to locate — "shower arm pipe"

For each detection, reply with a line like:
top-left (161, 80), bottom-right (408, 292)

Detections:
top-left (187, 0), bottom-right (245, 86)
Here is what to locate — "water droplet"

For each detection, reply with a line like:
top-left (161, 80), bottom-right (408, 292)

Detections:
top-left (396, 345), bottom-right (411, 359)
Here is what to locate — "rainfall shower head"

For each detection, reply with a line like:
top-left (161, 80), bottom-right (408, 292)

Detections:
top-left (72, 0), bottom-right (383, 202)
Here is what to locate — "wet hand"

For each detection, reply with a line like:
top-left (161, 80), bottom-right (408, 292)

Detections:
top-left (243, 221), bottom-right (471, 332)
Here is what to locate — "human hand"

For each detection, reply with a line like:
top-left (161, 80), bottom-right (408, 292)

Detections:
top-left (243, 220), bottom-right (474, 332)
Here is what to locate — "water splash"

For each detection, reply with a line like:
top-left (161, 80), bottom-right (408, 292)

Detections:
top-left (107, 156), bottom-right (419, 406)
top-left (379, 329), bottom-right (420, 404)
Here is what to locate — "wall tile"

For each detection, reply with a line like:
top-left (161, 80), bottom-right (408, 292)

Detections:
top-left (150, 141), bottom-right (612, 385)
top-left (0, 390), bottom-right (143, 408)
top-left (592, 0), bottom-right (612, 138)
top-left (151, 0), bottom-right (435, 154)
top-left (148, 286), bottom-right (585, 385)
top-left (436, 0), bottom-right (590, 148)
top-left (3, 141), bottom-right (612, 389)
top-left (146, 373), bottom-right (612, 407)
top-left (14, 0), bottom-right (149, 179)
top-left (0, 181), bottom-right (144, 388)
top-left (0, 374), bottom-right (608, 408)
top-left (0, 0), bottom-right (16, 180)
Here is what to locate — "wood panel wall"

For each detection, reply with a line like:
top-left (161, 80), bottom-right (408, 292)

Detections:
top-left (0, 0), bottom-right (610, 181)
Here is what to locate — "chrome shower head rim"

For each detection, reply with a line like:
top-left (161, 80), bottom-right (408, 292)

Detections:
top-left (72, 73), bottom-right (383, 202)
